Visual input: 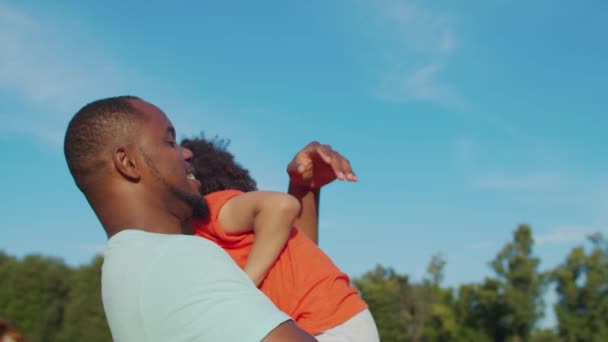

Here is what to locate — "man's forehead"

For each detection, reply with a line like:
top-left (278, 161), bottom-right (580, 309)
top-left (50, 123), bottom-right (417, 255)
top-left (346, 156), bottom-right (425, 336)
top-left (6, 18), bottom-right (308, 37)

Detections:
top-left (130, 99), bottom-right (175, 133)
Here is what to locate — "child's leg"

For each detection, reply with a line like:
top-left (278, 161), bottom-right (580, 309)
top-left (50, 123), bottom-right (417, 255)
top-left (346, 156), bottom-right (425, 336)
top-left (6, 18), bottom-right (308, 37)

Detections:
top-left (314, 309), bottom-right (380, 342)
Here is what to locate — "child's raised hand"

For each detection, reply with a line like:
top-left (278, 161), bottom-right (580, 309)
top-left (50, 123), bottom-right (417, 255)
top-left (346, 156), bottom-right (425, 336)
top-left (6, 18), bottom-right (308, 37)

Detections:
top-left (286, 141), bottom-right (357, 189)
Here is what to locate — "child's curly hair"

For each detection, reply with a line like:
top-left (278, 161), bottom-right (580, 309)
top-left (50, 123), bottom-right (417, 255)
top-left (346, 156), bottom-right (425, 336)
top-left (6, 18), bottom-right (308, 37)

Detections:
top-left (181, 134), bottom-right (257, 196)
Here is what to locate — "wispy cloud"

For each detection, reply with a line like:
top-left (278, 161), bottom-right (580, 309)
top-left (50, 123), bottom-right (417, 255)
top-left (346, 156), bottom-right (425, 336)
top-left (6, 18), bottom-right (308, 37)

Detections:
top-left (536, 226), bottom-right (602, 246)
top-left (0, 2), bottom-right (129, 144)
top-left (380, 0), bottom-right (456, 55)
top-left (366, 0), bottom-right (462, 107)
top-left (457, 140), bottom-right (607, 244)
top-left (470, 226), bottom-right (603, 250)
top-left (470, 240), bottom-right (499, 250)
top-left (454, 138), bottom-right (477, 167)
top-left (378, 61), bottom-right (464, 108)
top-left (474, 171), bottom-right (564, 191)
top-left (453, 138), bottom-right (567, 192)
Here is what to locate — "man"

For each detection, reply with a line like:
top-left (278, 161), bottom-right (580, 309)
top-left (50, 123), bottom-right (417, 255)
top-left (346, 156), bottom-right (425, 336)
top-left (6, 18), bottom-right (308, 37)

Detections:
top-left (64, 96), bottom-right (316, 341)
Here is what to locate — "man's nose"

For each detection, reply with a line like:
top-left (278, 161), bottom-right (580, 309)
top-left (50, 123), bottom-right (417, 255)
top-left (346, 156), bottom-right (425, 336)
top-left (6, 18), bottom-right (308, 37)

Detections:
top-left (181, 145), bottom-right (193, 161)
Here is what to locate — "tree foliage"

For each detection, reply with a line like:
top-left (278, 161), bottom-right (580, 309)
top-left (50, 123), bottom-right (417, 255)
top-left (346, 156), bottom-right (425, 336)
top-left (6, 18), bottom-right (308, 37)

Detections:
top-left (554, 234), bottom-right (608, 341)
top-left (55, 256), bottom-right (111, 342)
top-left (1, 226), bottom-right (607, 341)
top-left (0, 254), bottom-right (70, 342)
top-left (356, 225), bottom-right (607, 342)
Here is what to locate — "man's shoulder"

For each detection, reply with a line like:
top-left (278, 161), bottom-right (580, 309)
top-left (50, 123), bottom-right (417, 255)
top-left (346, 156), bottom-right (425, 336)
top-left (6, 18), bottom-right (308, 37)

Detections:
top-left (107, 229), bottom-right (217, 249)
top-left (103, 230), bottom-right (241, 303)
top-left (104, 230), bottom-right (227, 273)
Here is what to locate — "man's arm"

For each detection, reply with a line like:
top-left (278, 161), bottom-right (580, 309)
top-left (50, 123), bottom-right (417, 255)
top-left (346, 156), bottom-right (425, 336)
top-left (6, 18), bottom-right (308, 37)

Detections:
top-left (287, 183), bottom-right (320, 244)
top-left (286, 141), bottom-right (357, 245)
top-left (218, 191), bottom-right (301, 286)
top-left (263, 321), bottom-right (318, 342)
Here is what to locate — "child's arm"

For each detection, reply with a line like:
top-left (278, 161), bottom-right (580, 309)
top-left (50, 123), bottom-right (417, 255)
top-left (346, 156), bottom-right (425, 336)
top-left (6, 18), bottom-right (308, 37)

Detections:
top-left (218, 191), bottom-right (301, 286)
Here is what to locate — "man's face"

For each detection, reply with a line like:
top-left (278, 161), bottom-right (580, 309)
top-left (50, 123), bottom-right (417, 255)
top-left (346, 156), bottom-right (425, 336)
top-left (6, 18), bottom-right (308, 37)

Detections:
top-left (130, 100), bottom-right (208, 220)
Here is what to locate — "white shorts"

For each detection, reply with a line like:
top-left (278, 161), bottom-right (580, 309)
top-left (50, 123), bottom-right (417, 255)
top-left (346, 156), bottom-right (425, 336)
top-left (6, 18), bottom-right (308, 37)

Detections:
top-left (314, 309), bottom-right (380, 342)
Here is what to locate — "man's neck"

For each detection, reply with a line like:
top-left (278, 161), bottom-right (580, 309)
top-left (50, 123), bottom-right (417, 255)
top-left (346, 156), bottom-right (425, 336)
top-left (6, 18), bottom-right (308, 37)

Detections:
top-left (88, 182), bottom-right (191, 238)
top-left (92, 197), bottom-right (184, 239)
top-left (103, 206), bottom-right (185, 238)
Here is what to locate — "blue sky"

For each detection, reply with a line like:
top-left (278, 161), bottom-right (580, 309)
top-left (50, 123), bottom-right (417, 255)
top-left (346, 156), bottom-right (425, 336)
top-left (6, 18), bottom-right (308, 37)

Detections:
top-left (1, 0), bottom-right (606, 326)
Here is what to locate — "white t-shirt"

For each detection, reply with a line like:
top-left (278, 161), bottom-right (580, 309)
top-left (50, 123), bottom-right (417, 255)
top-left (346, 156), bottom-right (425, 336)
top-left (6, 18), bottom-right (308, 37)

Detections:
top-left (102, 229), bottom-right (290, 341)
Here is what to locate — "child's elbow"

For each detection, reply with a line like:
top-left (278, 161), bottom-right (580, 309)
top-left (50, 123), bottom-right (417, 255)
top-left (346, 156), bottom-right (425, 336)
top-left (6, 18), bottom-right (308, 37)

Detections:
top-left (276, 194), bottom-right (301, 218)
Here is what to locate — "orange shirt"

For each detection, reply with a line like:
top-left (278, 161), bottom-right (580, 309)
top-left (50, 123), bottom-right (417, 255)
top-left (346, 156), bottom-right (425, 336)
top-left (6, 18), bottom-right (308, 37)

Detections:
top-left (194, 190), bottom-right (368, 335)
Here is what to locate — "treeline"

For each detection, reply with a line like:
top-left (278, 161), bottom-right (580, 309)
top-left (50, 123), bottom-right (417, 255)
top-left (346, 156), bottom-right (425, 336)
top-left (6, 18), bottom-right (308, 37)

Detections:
top-left (355, 225), bottom-right (608, 341)
top-left (1, 224), bottom-right (607, 341)
top-left (0, 254), bottom-right (110, 342)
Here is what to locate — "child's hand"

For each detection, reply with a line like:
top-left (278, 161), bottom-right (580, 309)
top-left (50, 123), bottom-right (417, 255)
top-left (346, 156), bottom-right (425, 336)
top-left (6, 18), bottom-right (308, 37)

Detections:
top-left (287, 141), bottom-right (357, 189)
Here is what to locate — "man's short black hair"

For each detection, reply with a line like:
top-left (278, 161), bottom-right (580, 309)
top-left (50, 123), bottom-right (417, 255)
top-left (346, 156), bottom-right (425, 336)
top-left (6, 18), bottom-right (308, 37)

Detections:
top-left (64, 95), bottom-right (142, 191)
top-left (181, 135), bottom-right (257, 195)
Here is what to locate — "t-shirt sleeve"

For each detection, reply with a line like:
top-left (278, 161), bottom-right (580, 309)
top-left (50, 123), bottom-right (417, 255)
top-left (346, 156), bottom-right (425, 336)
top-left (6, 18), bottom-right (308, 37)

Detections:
top-left (139, 236), bottom-right (290, 341)
top-left (198, 190), bottom-right (250, 245)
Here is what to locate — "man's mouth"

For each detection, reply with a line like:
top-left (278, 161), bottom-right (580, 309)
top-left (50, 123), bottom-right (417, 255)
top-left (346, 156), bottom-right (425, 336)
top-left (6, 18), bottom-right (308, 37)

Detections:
top-left (187, 171), bottom-right (201, 192)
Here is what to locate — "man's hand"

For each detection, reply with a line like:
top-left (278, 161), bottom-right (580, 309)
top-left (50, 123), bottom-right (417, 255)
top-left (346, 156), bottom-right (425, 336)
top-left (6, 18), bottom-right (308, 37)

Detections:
top-left (287, 141), bottom-right (357, 190)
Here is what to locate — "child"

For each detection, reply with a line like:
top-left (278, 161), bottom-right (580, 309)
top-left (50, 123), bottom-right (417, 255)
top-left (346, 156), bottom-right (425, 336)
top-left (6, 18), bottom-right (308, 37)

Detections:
top-left (183, 137), bottom-right (380, 342)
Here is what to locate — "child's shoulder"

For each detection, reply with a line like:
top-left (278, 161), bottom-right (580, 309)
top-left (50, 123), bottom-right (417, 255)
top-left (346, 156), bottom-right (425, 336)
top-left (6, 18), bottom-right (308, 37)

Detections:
top-left (204, 189), bottom-right (245, 201)
top-left (204, 189), bottom-right (246, 215)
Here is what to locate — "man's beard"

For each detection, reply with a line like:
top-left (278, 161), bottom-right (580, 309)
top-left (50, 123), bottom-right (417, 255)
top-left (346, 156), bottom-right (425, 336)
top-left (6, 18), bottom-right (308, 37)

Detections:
top-left (141, 149), bottom-right (210, 229)
top-left (168, 186), bottom-right (209, 235)
top-left (168, 186), bottom-right (209, 220)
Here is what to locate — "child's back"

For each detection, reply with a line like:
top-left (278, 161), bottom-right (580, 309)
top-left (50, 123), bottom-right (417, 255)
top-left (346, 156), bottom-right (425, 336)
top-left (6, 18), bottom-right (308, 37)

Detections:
top-left (194, 189), bottom-right (368, 335)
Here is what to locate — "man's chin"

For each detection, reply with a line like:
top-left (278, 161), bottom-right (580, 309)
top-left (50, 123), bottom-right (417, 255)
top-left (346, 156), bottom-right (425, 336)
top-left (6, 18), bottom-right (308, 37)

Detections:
top-left (170, 187), bottom-right (210, 221)
top-left (179, 198), bottom-right (208, 235)
top-left (191, 197), bottom-right (209, 220)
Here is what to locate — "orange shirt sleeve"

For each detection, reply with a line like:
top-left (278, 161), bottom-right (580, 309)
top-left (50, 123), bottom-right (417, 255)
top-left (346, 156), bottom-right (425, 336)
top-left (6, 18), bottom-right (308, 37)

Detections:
top-left (195, 190), bottom-right (249, 246)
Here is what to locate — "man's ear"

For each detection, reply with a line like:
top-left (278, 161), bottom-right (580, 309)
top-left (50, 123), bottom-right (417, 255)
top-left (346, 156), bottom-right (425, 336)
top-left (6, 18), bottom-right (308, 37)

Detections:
top-left (113, 146), bottom-right (141, 181)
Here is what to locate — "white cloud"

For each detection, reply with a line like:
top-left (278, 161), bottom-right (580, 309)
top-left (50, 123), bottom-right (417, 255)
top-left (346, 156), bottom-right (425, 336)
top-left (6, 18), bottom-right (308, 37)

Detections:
top-left (0, 2), bottom-right (130, 144)
top-left (474, 171), bottom-right (564, 191)
top-left (470, 240), bottom-right (499, 250)
top-left (366, 0), bottom-right (461, 107)
top-left (470, 226), bottom-right (603, 250)
top-left (535, 226), bottom-right (602, 246)
top-left (381, 0), bottom-right (456, 55)
top-left (452, 140), bottom-right (566, 192)
top-left (439, 29), bottom-right (456, 54)
top-left (379, 61), bottom-right (464, 108)
top-left (454, 138), bottom-right (477, 167)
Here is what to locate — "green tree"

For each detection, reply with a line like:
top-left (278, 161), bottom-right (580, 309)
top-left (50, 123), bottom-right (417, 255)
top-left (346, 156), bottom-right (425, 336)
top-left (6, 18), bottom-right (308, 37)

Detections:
top-left (554, 234), bottom-right (608, 341)
top-left (355, 256), bottom-right (489, 342)
top-left (491, 224), bottom-right (546, 341)
top-left (455, 224), bottom-right (546, 342)
top-left (423, 254), bottom-right (488, 342)
top-left (354, 265), bottom-right (430, 341)
top-left (530, 328), bottom-right (560, 342)
top-left (56, 255), bottom-right (112, 342)
top-left (455, 279), bottom-right (504, 341)
top-left (0, 254), bottom-right (71, 341)
top-left (0, 251), bottom-right (19, 316)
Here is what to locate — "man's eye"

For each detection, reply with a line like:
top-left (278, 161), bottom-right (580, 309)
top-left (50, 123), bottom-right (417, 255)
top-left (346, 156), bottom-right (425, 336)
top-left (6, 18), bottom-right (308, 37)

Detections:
top-left (167, 141), bottom-right (177, 146)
